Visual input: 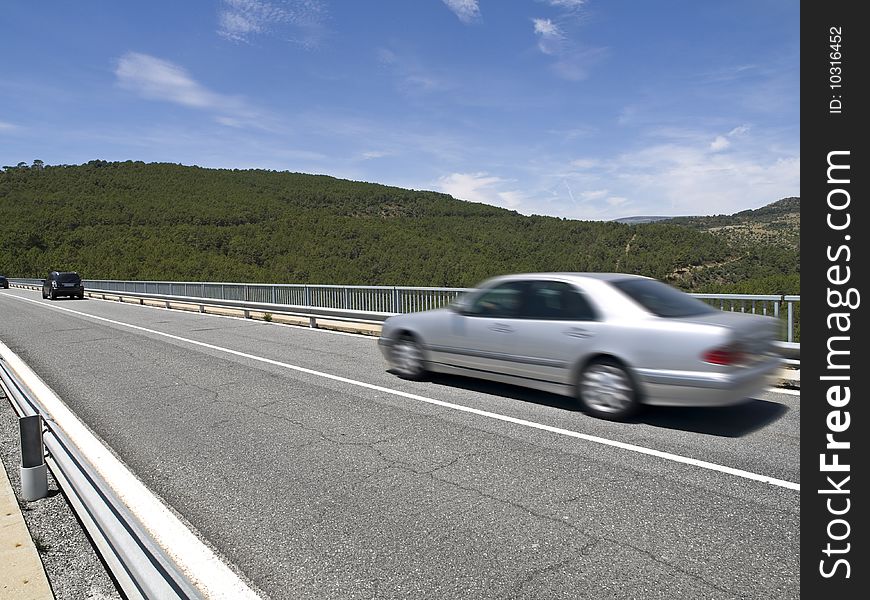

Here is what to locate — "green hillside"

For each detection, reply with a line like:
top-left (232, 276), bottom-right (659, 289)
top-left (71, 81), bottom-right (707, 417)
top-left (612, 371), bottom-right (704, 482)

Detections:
top-left (663, 197), bottom-right (799, 294)
top-left (0, 161), bottom-right (798, 293)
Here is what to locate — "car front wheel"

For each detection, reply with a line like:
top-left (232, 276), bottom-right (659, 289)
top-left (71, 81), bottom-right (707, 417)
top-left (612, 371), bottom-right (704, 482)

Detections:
top-left (391, 334), bottom-right (427, 380)
top-left (577, 358), bottom-right (639, 420)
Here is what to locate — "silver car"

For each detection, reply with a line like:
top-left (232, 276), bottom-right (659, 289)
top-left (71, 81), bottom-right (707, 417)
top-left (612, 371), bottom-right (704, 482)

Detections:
top-left (378, 273), bottom-right (782, 420)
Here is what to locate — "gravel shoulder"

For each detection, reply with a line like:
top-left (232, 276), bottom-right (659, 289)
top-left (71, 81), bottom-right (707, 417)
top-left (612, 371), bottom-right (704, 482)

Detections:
top-left (0, 391), bottom-right (122, 600)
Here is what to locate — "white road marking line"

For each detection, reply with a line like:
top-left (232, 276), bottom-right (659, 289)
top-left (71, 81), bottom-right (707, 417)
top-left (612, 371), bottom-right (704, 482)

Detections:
top-left (768, 387), bottom-right (800, 397)
top-left (4, 293), bottom-right (800, 492)
top-left (0, 339), bottom-right (262, 600)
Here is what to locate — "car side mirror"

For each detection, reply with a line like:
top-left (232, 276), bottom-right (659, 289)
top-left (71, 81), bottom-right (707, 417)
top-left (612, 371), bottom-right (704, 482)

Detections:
top-left (450, 298), bottom-right (471, 314)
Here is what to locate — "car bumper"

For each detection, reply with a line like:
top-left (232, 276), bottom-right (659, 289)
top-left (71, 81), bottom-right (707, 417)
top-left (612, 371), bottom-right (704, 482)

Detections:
top-left (50, 287), bottom-right (85, 296)
top-left (634, 358), bottom-right (783, 407)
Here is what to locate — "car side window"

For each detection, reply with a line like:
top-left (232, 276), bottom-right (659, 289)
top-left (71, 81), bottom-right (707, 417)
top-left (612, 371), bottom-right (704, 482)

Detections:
top-left (466, 282), bottom-right (527, 318)
top-left (523, 281), bottom-right (598, 321)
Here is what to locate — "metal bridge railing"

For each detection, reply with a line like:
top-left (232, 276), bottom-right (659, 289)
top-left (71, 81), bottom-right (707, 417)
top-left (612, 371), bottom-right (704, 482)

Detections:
top-left (9, 278), bottom-right (800, 343)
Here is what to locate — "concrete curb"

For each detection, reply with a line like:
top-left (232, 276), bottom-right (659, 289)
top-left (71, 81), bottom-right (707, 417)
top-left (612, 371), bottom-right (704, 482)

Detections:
top-left (0, 456), bottom-right (54, 599)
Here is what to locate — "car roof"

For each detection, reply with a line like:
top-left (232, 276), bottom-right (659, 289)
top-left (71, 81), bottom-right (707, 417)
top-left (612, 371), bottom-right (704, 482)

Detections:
top-left (489, 272), bottom-right (652, 284)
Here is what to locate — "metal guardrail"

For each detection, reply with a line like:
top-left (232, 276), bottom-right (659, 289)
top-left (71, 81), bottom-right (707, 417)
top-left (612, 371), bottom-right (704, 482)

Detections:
top-left (86, 288), bottom-right (395, 329)
top-left (0, 353), bottom-right (205, 599)
top-left (8, 277), bottom-right (801, 343)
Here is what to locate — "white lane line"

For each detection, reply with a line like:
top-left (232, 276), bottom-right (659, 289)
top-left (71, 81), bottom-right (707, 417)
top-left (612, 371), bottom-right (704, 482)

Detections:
top-left (5, 293), bottom-right (800, 492)
top-left (768, 387), bottom-right (800, 397)
top-left (0, 339), bottom-right (261, 599)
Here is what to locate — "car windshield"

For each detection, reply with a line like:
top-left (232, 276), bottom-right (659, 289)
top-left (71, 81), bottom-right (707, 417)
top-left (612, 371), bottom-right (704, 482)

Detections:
top-left (57, 273), bottom-right (81, 283)
top-left (611, 278), bottom-right (715, 318)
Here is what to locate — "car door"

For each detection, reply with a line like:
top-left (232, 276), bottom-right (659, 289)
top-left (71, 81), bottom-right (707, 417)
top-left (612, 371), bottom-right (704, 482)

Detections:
top-left (508, 280), bottom-right (603, 385)
top-left (445, 280), bottom-right (528, 374)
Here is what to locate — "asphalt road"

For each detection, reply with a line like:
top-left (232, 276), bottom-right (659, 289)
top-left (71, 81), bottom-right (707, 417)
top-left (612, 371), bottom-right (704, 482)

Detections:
top-left (0, 288), bottom-right (800, 599)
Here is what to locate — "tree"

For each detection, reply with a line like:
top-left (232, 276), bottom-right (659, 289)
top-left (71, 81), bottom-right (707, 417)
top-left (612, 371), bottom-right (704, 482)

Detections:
top-left (32, 159), bottom-right (45, 170)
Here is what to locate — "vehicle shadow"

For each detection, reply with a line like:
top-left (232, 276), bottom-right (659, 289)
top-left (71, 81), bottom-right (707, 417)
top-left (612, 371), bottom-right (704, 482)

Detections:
top-left (421, 373), bottom-right (788, 438)
top-left (637, 400), bottom-right (789, 437)
top-left (424, 373), bottom-right (580, 412)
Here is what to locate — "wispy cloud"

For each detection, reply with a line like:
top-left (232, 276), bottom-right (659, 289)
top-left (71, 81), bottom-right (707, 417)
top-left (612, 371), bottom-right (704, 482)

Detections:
top-left (710, 124), bottom-right (751, 151)
top-left (540, 0), bottom-right (587, 8)
top-left (377, 48), bottom-right (453, 95)
top-left (533, 18), bottom-right (564, 55)
top-left (532, 2), bottom-right (605, 81)
top-left (558, 131), bottom-right (798, 218)
top-left (217, 0), bottom-right (326, 47)
top-left (0, 121), bottom-right (17, 132)
top-left (115, 52), bottom-right (263, 127)
top-left (442, 0), bottom-right (481, 24)
top-left (360, 150), bottom-right (389, 160)
top-left (437, 172), bottom-right (526, 209)
top-left (709, 136), bottom-right (730, 151)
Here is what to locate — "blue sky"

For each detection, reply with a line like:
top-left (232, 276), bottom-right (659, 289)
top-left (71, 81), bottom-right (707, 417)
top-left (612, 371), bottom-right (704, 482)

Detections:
top-left (1, 0), bottom-right (799, 220)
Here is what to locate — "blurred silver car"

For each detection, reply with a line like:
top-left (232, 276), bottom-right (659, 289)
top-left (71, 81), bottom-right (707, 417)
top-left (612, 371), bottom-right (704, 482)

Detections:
top-left (378, 273), bottom-right (782, 420)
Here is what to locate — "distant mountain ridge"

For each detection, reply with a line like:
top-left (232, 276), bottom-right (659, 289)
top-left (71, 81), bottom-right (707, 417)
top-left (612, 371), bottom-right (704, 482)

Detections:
top-left (665, 197), bottom-right (799, 250)
top-left (612, 216), bottom-right (677, 225)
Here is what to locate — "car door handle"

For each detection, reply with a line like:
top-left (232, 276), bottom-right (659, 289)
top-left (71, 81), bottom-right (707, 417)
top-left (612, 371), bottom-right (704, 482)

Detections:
top-left (563, 327), bottom-right (593, 338)
top-left (489, 323), bottom-right (515, 333)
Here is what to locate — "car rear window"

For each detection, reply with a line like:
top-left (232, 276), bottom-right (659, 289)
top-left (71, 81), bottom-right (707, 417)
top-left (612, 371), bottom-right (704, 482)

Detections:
top-left (57, 273), bottom-right (81, 283)
top-left (612, 278), bottom-right (715, 318)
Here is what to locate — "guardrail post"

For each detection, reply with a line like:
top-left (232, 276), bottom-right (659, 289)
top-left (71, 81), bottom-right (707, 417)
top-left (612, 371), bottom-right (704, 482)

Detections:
top-left (787, 301), bottom-right (794, 343)
top-left (309, 316), bottom-right (317, 328)
top-left (19, 415), bottom-right (47, 501)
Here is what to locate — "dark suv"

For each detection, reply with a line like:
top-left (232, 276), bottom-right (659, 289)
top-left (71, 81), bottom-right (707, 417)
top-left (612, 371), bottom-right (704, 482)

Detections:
top-left (0, 275), bottom-right (8, 289)
top-left (43, 271), bottom-right (85, 299)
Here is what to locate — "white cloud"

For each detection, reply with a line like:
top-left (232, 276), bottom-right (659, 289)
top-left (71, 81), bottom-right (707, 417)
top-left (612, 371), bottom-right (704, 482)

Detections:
top-left (533, 18), bottom-right (561, 38)
top-left (570, 158), bottom-right (599, 169)
top-left (580, 189), bottom-right (608, 200)
top-left (0, 121), bottom-right (17, 131)
top-left (608, 142), bottom-right (799, 216)
top-left (377, 47), bottom-right (453, 96)
top-left (543, 0), bottom-right (587, 8)
top-left (532, 15), bottom-right (606, 81)
top-left (532, 18), bottom-right (563, 55)
top-left (710, 124), bottom-right (752, 151)
top-left (709, 136), bottom-right (730, 151)
top-left (115, 53), bottom-right (262, 127)
top-left (550, 47), bottom-right (607, 81)
top-left (217, 0), bottom-right (326, 47)
top-left (218, 0), bottom-right (287, 41)
top-left (361, 150), bottom-right (389, 160)
top-left (442, 0), bottom-right (480, 24)
top-left (437, 172), bottom-right (526, 210)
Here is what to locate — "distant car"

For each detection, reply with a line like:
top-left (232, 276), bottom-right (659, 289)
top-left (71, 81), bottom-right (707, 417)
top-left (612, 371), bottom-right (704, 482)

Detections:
top-left (42, 271), bottom-right (85, 300)
top-left (0, 275), bottom-right (8, 289)
top-left (379, 273), bottom-right (782, 420)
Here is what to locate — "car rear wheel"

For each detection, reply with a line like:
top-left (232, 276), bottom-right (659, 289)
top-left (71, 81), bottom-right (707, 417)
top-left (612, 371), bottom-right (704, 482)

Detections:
top-left (577, 358), bottom-right (639, 420)
top-left (391, 334), bottom-right (427, 380)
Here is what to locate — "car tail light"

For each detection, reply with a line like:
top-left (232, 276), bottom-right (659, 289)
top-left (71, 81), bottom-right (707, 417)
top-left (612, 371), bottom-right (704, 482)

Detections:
top-left (702, 344), bottom-right (744, 366)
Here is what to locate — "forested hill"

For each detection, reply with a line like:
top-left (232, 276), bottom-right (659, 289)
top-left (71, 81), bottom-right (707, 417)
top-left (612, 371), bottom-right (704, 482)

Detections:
top-left (0, 161), bottom-right (798, 293)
